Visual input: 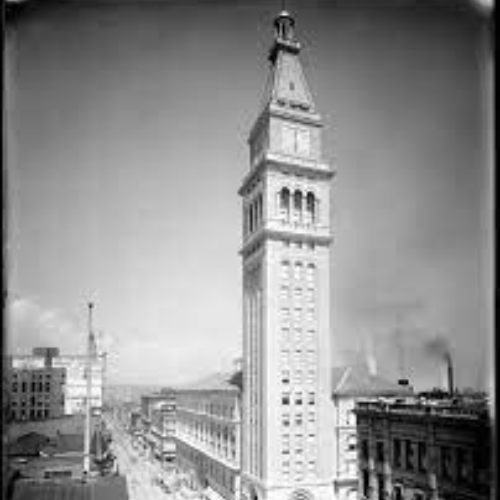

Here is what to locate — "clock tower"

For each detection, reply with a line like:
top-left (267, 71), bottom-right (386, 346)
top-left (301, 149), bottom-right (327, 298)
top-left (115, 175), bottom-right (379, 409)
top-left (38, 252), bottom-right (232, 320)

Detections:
top-left (240, 10), bottom-right (335, 500)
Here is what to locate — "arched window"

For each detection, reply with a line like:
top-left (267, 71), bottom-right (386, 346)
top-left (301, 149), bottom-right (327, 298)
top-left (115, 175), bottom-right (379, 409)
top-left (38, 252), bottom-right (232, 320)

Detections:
top-left (293, 190), bottom-right (303, 223)
top-left (280, 188), bottom-right (291, 222)
top-left (306, 192), bottom-right (316, 224)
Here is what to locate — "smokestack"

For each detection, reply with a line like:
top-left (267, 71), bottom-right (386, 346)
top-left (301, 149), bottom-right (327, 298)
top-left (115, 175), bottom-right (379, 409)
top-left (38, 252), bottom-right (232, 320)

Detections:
top-left (446, 354), bottom-right (454, 396)
top-left (83, 302), bottom-right (94, 477)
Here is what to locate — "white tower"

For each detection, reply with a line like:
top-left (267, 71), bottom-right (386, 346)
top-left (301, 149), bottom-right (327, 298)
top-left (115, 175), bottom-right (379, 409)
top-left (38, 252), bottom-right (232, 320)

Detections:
top-left (240, 10), bottom-right (335, 500)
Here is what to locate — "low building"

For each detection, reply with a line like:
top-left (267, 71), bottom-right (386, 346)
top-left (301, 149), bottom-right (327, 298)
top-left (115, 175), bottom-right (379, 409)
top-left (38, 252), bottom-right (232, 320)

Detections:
top-left (10, 474), bottom-right (128, 500)
top-left (355, 393), bottom-right (492, 500)
top-left (7, 426), bottom-right (110, 481)
top-left (331, 365), bottom-right (413, 500)
top-left (174, 371), bottom-right (242, 500)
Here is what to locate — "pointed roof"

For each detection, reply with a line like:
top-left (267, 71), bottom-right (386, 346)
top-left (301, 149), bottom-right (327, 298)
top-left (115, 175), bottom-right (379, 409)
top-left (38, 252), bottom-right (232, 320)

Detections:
top-left (256, 10), bottom-right (319, 125)
top-left (332, 364), bottom-right (413, 398)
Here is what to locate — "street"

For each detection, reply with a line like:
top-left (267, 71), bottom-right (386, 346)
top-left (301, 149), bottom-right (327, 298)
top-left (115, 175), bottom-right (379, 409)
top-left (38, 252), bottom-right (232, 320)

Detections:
top-left (105, 413), bottom-right (174, 500)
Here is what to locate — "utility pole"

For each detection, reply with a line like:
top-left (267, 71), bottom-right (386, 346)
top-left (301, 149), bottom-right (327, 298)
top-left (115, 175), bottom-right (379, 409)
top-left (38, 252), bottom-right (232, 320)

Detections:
top-left (83, 302), bottom-right (94, 476)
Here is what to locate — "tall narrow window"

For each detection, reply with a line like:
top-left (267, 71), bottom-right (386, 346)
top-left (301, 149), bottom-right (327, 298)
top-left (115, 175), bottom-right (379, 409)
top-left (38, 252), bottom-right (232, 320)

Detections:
top-left (293, 190), bottom-right (303, 223)
top-left (306, 192), bottom-right (316, 224)
top-left (280, 188), bottom-right (291, 222)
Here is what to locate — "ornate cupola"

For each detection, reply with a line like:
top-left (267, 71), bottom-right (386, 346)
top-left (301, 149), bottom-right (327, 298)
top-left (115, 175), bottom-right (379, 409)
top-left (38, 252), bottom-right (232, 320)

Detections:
top-left (269, 10), bottom-right (300, 63)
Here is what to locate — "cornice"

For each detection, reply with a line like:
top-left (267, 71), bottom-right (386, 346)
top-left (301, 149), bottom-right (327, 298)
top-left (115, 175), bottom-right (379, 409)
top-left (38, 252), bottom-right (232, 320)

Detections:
top-left (238, 155), bottom-right (334, 197)
top-left (240, 227), bottom-right (332, 257)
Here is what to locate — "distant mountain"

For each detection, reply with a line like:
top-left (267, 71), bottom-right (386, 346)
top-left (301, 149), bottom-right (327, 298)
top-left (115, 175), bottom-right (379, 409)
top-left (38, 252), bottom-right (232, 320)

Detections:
top-left (104, 384), bottom-right (162, 404)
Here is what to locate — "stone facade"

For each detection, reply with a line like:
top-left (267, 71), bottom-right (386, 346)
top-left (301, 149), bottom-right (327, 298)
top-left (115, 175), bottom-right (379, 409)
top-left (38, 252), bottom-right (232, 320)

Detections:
top-left (174, 373), bottom-right (242, 500)
top-left (355, 395), bottom-right (491, 500)
top-left (240, 10), bottom-right (334, 500)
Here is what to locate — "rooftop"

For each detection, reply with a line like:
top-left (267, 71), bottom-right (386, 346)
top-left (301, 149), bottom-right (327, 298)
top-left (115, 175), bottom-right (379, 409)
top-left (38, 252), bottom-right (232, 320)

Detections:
top-left (331, 364), bottom-right (413, 398)
top-left (355, 394), bottom-right (490, 421)
top-left (11, 475), bottom-right (128, 500)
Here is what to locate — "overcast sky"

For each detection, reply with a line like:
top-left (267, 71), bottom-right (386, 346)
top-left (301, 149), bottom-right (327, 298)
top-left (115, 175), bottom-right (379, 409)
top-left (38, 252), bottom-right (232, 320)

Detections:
top-left (5, 0), bottom-right (493, 390)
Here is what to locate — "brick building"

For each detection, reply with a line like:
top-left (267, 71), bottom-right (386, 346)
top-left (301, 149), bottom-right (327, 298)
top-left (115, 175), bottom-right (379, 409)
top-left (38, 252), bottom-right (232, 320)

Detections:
top-left (6, 348), bottom-right (66, 421)
top-left (9, 347), bottom-right (105, 417)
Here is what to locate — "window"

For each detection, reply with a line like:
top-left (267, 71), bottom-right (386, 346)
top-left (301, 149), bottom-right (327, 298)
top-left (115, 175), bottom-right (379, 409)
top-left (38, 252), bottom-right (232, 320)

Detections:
top-left (282, 394), bottom-right (290, 405)
top-left (376, 441), bottom-right (384, 463)
top-left (306, 369), bottom-right (316, 384)
top-left (281, 261), bottom-right (291, 281)
top-left (417, 442), bottom-right (427, 473)
top-left (295, 414), bottom-right (303, 426)
top-left (293, 370), bottom-right (303, 384)
top-left (294, 263), bottom-right (302, 281)
top-left (306, 265), bottom-right (315, 286)
top-left (362, 470), bottom-right (369, 498)
top-left (281, 307), bottom-right (291, 324)
top-left (282, 414), bottom-right (290, 427)
top-left (305, 329), bottom-right (314, 343)
top-left (377, 473), bottom-right (384, 500)
top-left (307, 392), bottom-right (315, 405)
top-left (393, 485), bottom-right (403, 500)
top-left (295, 394), bottom-right (303, 405)
top-left (406, 440), bottom-right (415, 471)
top-left (305, 192), bottom-right (316, 224)
top-left (282, 370), bottom-right (290, 385)
top-left (347, 436), bottom-right (357, 452)
top-left (440, 446), bottom-right (453, 480)
top-left (282, 328), bottom-right (291, 344)
top-left (292, 191), bottom-right (303, 224)
top-left (393, 439), bottom-right (402, 468)
top-left (361, 439), bottom-right (369, 460)
top-left (457, 447), bottom-right (473, 483)
top-left (281, 287), bottom-right (289, 302)
top-left (293, 307), bottom-right (302, 323)
top-left (293, 329), bottom-right (301, 343)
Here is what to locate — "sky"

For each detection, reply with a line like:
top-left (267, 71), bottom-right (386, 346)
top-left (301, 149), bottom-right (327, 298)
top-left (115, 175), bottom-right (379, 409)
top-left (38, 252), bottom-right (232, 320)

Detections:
top-left (5, 0), bottom-right (493, 390)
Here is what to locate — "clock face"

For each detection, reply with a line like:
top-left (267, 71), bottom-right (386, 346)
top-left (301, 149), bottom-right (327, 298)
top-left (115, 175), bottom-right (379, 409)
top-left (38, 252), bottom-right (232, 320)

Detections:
top-left (296, 128), bottom-right (310, 156)
top-left (282, 125), bottom-right (296, 153)
top-left (281, 125), bottom-right (311, 156)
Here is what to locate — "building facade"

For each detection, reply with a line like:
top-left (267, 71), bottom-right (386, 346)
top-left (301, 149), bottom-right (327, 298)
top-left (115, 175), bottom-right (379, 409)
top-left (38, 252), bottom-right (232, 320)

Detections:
top-left (10, 347), bottom-right (105, 417)
top-left (140, 389), bottom-right (177, 465)
top-left (174, 372), bottom-right (242, 500)
top-left (355, 395), bottom-right (491, 500)
top-left (6, 360), bottom-right (66, 421)
top-left (330, 366), bottom-right (413, 500)
top-left (240, 10), bottom-right (334, 500)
